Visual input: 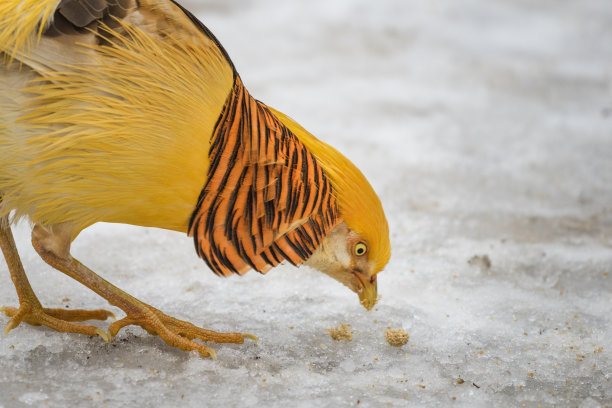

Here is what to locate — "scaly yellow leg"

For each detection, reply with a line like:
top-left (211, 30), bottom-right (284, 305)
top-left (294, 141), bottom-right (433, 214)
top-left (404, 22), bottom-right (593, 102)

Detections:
top-left (0, 217), bottom-right (111, 340)
top-left (31, 223), bottom-right (256, 359)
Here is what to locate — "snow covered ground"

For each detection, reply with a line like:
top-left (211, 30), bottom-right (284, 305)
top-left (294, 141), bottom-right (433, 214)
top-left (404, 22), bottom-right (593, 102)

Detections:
top-left (1, 0), bottom-right (611, 407)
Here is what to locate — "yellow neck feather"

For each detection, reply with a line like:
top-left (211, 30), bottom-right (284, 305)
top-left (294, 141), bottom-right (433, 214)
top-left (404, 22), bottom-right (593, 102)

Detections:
top-left (268, 108), bottom-right (391, 272)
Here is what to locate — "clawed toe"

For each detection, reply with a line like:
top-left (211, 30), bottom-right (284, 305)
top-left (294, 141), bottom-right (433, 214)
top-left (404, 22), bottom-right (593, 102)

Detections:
top-left (104, 305), bottom-right (256, 358)
top-left (95, 328), bottom-right (111, 342)
top-left (1, 304), bottom-right (110, 341)
top-left (2, 302), bottom-right (254, 358)
top-left (241, 333), bottom-right (258, 342)
top-left (44, 307), bottom-right (116, 322)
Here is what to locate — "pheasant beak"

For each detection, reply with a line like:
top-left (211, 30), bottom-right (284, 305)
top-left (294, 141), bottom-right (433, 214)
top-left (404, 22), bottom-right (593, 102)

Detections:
top-left (355, 272), bottom-right (378, 310)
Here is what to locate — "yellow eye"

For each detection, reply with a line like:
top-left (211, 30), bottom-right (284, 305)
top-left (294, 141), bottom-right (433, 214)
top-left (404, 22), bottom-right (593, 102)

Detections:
top-left (354, 242), bottom-right (368, 256)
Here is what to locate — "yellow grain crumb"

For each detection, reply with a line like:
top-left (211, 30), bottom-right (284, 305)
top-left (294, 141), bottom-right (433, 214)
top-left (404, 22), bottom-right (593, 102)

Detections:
top-left (456, 378), bottom-right (464, 384)
top-left (384, 329), bottom-right (409, 347)
top-left (62, 297), bottom-right (70, 302)
top-left (326, 323), bottom-right (353, 341)
top-left (528, 372), bottom-right (534, 377)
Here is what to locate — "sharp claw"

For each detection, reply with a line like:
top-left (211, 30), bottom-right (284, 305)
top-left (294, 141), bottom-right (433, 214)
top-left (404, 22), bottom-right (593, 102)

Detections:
top-left (95, 328), bottom-right (111, 342)
top-left (4, 319), bottom-right (17, 335)
top-left (207, 348), bottom-right (217, 360)
top-left (106, 311), bottom-right (117, 321)
top-left (242, 333), bottom-right (258, 342)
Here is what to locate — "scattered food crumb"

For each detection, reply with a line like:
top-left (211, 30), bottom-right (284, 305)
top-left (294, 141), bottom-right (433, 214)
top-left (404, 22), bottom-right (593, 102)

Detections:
top-left (326, 323), bottom-right (353, 341)
top-left (418, 384), bottom-right (426, 389)
top-left (457, 379), bottom-right (464, 384)
top-left (468, 254), bottom-right (491, 270)
top-left (62, 297), bottom-right (70, 302)
top-left (385, 329), bottom-right (409, 347)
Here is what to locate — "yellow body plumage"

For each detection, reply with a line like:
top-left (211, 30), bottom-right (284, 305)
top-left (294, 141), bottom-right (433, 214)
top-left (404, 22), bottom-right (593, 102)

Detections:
top-left (0, 0), bottom-right (58, 62)
top-left (1, 15), bottom-right (233, 236)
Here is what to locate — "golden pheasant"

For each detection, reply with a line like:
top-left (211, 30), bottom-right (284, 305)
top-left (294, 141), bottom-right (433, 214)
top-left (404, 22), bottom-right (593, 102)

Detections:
top-left (0, 0), bottom-right (390, 358)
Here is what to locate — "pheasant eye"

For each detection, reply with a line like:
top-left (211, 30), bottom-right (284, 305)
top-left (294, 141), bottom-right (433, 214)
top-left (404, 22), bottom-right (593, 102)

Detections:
top-left (354, 242), bottom-right (367, 256)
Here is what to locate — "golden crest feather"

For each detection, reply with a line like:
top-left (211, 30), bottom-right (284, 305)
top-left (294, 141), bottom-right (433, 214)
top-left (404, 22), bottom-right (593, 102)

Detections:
top-left (0, 0), bottom-right (59, 63)
top-left (269, 108), bottom-right (391, 273)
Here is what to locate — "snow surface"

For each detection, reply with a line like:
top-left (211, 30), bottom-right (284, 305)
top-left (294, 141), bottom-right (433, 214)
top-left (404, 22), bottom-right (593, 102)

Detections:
top-left (1, 0), bottom-right (611, 407)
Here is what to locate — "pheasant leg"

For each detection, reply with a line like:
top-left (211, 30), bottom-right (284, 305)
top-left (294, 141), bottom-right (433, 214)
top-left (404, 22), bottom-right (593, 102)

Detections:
top-left (32, 223), bottom-right (255, 359)
top-left (0, 217), bottom-right (111, 340)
